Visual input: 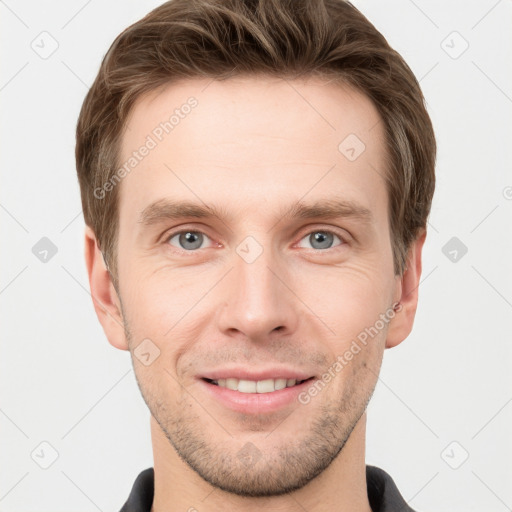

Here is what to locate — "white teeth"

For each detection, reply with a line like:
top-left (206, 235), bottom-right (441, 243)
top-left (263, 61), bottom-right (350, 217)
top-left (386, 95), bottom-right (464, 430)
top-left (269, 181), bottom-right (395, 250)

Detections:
top-left (212, 377), bottom-right (304, 393)
top-left (238, 379), bottom-right (257, 393)
top-left (226, 378), bottom-right (238, 391)
top-left (274, 378), bottom-right (287, 390)
top-left (256, 379), bottom-right (274, 393)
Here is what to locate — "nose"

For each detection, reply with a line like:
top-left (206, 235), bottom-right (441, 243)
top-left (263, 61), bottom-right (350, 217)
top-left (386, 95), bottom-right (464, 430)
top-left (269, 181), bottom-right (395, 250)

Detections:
top-left (216, 241), bottom-right (299, 343)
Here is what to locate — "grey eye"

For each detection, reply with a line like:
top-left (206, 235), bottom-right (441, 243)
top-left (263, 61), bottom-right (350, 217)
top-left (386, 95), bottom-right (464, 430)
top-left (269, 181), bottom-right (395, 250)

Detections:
top-left (298, 231), bottom-right (342, 250)
top-left (169, 231), bottom-right (206, 250)
top-left (310, 231), bottom-right (333, 249)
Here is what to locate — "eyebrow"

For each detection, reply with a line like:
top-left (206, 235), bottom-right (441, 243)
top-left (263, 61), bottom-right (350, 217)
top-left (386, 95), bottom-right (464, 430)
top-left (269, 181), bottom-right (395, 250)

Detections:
top-left (137, 197), bottom-right (373, 227)
top-left (138, 199), bottom-right (226, 226)
top-left (287, 199), bottom-right (373, 223)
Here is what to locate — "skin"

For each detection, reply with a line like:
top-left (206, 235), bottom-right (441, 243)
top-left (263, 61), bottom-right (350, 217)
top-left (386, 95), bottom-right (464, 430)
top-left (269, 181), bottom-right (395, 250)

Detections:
top-left (85, 75), bottom-right (425, 512)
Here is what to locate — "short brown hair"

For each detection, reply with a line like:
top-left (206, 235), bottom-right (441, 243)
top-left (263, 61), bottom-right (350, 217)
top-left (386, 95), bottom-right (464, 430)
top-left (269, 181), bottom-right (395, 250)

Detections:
top-left (76, 0), bottom-right (435, 288)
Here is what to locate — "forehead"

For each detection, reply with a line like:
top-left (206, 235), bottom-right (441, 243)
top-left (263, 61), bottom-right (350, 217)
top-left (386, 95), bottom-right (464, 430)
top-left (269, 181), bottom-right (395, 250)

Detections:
top-left (117, 75), bottom-right (388, 229)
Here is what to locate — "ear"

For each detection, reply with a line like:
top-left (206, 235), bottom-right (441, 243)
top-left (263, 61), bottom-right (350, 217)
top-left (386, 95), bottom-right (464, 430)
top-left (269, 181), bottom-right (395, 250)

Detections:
top-left (385, 228), bottom-right (427, 349)
top-left (84, 225), bottom-right (129, 351)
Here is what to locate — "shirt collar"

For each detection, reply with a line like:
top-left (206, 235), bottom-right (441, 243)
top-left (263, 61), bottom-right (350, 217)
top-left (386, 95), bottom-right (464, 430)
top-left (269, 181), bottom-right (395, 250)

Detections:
top-left (119, 465), bottom-right (416, 512)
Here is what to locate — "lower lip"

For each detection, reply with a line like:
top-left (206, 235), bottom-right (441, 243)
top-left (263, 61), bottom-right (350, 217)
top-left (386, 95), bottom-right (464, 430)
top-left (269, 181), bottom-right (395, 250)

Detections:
top-left (198, 378), bottom-right (314, 414)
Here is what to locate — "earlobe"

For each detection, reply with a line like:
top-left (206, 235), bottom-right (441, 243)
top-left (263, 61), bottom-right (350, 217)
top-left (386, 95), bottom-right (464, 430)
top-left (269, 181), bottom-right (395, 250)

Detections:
top-left (385, 229), bottom-right (426, 349)
top-left (84, 226), bottom-right (129, 351)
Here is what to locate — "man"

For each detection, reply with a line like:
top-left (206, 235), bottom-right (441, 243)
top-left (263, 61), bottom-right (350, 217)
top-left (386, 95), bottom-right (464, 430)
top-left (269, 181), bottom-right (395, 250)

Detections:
top-left (76, 0), bottom-right (435, 510)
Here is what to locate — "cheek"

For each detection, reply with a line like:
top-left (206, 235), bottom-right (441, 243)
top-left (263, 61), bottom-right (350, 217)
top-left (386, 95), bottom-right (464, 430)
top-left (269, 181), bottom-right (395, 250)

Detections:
top-left (300, 270), bottom-right (393, 383)
top-left (295, 263), bottom-right (393, 327)
top-left (124, 268), bottom-right (204, 333)
top-left (122, 271), bottom-right (214, 383)
top-left (325, 318), bottom-right (386, 403)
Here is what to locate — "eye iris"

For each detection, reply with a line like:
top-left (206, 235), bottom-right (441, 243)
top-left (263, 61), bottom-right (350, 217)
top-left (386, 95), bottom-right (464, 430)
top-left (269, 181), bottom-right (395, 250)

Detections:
top-left (310, 231), bottom-right (333, 249)
top-left (179, 231), bottom-right (203, 250)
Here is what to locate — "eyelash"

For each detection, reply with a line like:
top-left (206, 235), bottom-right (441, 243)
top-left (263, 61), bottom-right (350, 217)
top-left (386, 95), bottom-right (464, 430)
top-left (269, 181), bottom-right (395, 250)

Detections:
top-left (162, 226), bottom-right (349, 254)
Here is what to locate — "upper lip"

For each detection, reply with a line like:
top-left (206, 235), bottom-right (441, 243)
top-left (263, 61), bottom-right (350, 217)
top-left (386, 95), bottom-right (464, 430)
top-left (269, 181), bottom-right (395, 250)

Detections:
top-left (199, 367), bottom-right (315, 382)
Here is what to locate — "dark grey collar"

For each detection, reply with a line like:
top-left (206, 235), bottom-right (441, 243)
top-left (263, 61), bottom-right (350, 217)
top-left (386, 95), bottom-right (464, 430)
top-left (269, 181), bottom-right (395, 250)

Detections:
top-left (120, 465), bottom-right (417, 512)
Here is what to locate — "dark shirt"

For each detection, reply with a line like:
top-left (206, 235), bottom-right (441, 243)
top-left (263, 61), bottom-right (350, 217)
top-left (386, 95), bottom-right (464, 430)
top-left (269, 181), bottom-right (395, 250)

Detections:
top-left (120, 465), bottom-right (416, 512)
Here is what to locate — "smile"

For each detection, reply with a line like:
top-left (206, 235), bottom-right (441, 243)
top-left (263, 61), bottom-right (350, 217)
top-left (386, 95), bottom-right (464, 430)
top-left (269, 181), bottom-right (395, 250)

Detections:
top-left (204, 377), bottom-right (313, 393)
top-left (199, 375), bottom-right (316, 414)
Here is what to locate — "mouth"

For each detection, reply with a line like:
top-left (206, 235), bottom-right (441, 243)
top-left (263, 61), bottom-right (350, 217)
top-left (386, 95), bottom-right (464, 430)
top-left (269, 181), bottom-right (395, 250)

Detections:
top-left (202, 377), bottom-right (315, 393)
top-left (198, 375), bottom-right (317, 414)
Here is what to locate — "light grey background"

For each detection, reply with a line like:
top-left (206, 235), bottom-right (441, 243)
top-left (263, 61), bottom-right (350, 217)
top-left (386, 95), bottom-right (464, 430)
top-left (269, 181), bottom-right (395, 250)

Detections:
top-left (1, 1), bottom-right (511, 511)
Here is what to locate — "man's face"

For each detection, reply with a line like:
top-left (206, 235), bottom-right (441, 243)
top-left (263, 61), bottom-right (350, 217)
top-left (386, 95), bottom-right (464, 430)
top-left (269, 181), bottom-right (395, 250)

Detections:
top-left (115, 76), bottom-right (401, 496)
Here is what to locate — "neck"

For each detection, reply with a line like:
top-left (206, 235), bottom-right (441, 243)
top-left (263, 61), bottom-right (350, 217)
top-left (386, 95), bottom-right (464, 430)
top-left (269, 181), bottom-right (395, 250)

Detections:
top-left (150, 413), bottom-right (372, 512)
